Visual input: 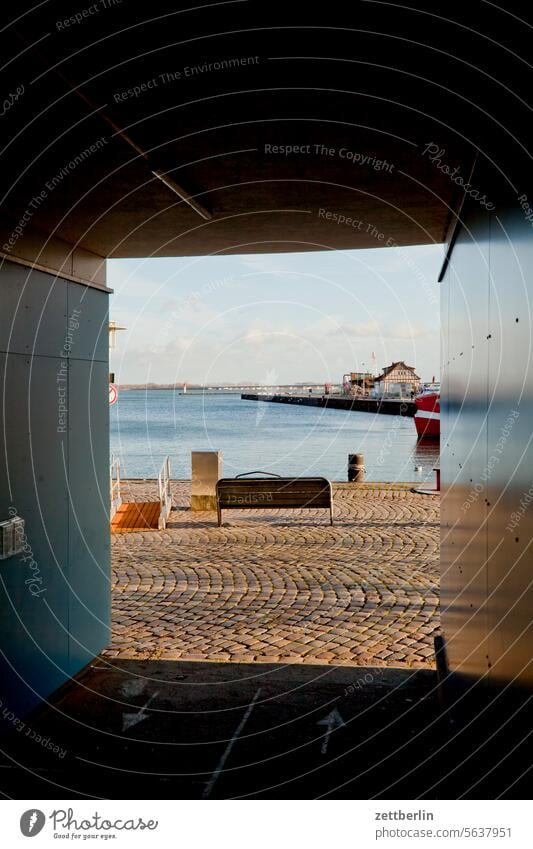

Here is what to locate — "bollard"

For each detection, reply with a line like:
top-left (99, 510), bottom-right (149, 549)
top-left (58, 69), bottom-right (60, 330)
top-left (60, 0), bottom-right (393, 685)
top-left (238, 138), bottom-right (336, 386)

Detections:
top-left (348, 453), bottom-right (365, 482)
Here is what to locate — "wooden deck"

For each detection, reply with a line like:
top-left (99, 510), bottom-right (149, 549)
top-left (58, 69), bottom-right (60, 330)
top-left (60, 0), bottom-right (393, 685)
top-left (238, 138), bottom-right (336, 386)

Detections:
top-left (111, 502), bottom-right (160, 533)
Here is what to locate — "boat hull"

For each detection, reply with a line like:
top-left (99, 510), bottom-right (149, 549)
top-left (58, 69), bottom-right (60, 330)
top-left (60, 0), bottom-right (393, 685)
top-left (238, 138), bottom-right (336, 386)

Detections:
top-left (414, 392), bottom-right (440, 439)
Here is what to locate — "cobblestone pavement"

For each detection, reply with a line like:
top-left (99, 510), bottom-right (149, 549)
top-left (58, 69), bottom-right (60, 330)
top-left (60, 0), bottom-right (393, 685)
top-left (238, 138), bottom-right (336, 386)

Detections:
top-left (108, 482), bottom-right (439, 668)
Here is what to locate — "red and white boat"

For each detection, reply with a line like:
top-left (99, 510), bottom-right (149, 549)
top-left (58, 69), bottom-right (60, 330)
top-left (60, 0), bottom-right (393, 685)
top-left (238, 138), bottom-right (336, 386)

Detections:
top-left (414, 388), bottom-right (440, 439)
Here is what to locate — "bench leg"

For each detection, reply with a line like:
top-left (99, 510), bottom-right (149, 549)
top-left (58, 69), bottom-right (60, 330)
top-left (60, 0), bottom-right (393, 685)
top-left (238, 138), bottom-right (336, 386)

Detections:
top-left (217, 505), bottom-right (222, 527)
top-left (330, 505), bottom-right (334, 526)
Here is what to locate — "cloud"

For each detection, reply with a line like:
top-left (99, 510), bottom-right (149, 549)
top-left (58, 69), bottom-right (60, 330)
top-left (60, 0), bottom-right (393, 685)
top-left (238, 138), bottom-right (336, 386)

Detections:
top-left (332, 321), bottom-right (381, 337)
top-left (388, 321), bottom-right (436, 339)
top-left (109, 246), bottom-right (442, 383)
top-left (108, 264), bottom-right (166, 301)
top-left (331, 320), bottom-right (435, 340)
top-left (242, 329), bottom-right (302, 345)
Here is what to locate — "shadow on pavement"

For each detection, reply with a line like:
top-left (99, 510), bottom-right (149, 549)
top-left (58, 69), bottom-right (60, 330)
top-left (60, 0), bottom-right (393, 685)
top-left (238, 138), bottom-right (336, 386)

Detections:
top-left (0, 659), bottom-right (529, 799)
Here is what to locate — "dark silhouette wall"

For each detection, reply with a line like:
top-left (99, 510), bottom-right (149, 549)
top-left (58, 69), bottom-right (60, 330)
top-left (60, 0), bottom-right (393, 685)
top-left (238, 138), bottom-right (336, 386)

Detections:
top-left (0, 260), bottom-right (110, 719)
top-left (441, 180), bottom-right (533, 689)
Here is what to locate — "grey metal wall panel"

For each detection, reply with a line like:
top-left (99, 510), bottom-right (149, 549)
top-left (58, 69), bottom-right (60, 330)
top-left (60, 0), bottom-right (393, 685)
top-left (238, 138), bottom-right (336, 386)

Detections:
top-left (0, 351), bottom-right (70, 714)
top-left (0, 260), bottom-right (110, 718)
top-left (67, 283), bottom-right (108, 363)
top-left (442, 188), bottom-right (533, 689)
top-left (0, 261), bottom-right (68, 358)
top-left (67, 358), bottom-right (110, 674)
top-left (486, 208), bottom-right (533, 687)
top-left (441, 206), bottom-right (490, 681)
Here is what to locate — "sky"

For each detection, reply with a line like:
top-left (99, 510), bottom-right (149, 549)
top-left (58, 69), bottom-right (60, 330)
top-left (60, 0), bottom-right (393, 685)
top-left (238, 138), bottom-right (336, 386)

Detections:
top-left (108, 243), bottom-right (443, 385)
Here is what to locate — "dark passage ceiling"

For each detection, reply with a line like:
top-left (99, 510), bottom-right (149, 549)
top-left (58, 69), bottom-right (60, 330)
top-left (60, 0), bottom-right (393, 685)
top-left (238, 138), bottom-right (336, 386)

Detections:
top-left (1, 1), bottom-right (531, 257)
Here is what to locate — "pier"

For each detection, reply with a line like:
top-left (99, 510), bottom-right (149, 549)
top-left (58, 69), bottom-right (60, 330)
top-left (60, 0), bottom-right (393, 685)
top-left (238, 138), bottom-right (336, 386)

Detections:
top-left (241, 393), bottom-right (416, 416)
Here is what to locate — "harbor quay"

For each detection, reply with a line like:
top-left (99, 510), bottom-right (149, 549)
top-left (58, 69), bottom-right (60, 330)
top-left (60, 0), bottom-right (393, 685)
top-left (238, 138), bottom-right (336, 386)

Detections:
top-left (109, 480), bottom-right (439, 669)
top-left (241, 393), bottom-right (416, 416)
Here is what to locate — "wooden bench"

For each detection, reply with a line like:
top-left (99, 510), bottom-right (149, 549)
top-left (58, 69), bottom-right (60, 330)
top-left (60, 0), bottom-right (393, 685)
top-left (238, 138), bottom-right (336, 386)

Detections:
top-left (216, 472), bottom-right (334, 526)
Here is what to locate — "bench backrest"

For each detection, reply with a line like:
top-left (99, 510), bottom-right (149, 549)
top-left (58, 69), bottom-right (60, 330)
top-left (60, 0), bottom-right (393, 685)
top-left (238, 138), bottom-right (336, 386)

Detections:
top-left (216, 477), bottom-right (332, 510)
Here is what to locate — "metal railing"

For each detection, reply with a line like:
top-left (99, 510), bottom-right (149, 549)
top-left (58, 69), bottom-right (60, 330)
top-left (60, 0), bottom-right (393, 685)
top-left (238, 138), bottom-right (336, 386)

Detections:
top-left (158, 455), bottom-right (173, 529)
top-left (110, 454), bottom-right (122, 519)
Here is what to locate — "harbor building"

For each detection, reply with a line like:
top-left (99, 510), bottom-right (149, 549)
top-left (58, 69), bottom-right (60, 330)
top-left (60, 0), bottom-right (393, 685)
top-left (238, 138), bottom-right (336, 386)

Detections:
top-left (342, 372), bottom-right (375, 396)
top-left (373, 361), bottom-right (421, 398)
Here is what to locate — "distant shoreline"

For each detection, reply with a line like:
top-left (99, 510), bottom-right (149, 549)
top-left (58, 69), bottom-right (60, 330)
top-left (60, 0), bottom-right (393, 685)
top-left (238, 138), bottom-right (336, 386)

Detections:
top-left (117, 384), bottom-right (337, 392)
